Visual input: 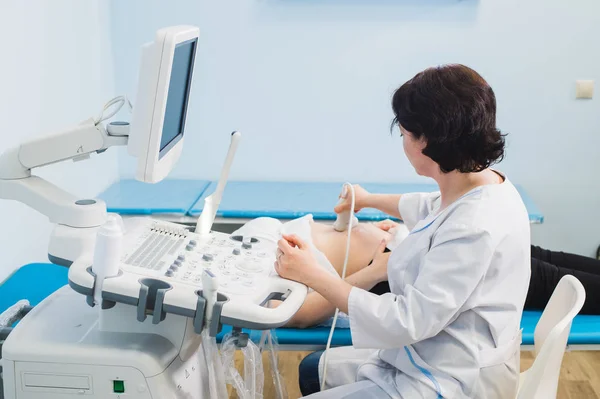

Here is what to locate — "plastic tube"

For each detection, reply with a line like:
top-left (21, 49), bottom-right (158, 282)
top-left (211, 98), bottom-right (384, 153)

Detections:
top-left (201, 329), bottom-right (228, 399)
top-left (221, 332), bottom-right (251, 398)
top-left (259, 330), bottom-right (287, 399)
top-left (242, 338), bottom-right (264, 399)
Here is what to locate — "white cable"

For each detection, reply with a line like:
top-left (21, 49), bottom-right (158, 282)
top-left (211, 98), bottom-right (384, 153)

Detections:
top-left (93, 95), bottom-right (133, 125)
top-left (320, 182), bottom-right (355, 391)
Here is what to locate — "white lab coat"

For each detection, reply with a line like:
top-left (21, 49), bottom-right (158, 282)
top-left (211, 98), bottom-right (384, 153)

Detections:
top-left (313, 175), bottom-right (531, 398)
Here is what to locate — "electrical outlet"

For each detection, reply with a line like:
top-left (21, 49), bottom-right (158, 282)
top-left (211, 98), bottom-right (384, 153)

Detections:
top-left (576, 80), bottom-right (594, 99)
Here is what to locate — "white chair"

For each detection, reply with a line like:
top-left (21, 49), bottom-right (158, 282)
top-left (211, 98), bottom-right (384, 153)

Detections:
top-left (517, 274), bottom-right (586, 399)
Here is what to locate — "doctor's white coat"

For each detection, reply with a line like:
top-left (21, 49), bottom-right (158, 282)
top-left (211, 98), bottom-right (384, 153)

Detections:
top-left (321, 176), bottom-right (531, 398)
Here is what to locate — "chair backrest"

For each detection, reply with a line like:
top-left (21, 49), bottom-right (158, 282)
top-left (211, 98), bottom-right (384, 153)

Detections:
top-left (517, 275), bottom-right (586, 399)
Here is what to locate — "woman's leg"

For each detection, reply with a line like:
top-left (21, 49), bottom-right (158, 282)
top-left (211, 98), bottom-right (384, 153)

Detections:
top-left (526, 256), bottom-right (600, 314)
top-left (299, 346), bottom-right (377, 396)
top-left (531, 245), bottom-right (600, 275)
top-left (299, 351), bottom-right (324, 397)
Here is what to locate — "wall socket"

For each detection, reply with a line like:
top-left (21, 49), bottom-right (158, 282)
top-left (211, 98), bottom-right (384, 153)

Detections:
top-left (576, 80), bottom-right (594, 99)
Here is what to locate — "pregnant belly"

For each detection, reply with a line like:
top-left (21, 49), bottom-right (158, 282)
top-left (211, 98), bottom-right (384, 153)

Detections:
top-left (310, 221), bottom-right (391, 276)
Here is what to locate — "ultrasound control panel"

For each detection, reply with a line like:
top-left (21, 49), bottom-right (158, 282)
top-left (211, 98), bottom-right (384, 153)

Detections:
top-left (119, 219), bottom-right (277, 296)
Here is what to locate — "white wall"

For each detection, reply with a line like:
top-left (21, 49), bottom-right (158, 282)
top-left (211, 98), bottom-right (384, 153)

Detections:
top-left (0, 1), bottom-right (119, 281)
top-left (110, 0), bottom-right (600, 257)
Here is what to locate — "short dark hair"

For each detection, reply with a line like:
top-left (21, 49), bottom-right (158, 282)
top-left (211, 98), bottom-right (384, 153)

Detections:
top-left (391, 64), bottom-right (506, 173)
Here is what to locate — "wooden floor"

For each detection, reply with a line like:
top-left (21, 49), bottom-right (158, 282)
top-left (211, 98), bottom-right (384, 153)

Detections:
top-left (227, 350), bottom-right (600, 398)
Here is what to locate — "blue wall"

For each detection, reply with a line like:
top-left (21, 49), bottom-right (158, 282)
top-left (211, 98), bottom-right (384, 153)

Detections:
top-left (110, 0), bottom-right (600, 256)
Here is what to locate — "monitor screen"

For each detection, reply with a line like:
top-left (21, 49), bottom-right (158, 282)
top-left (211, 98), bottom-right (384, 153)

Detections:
top-left (159, 38), bottom-right (197, 158)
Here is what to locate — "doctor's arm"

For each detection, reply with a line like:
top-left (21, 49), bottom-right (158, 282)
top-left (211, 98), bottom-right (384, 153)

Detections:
top-left (333, 185), bottom-right (403, 220)
top-left (334, 187), bottom-right (441, 231)
top-left (275, 237), bottom-right (390, 324)
top-left (275, 257), bottom-right (386, 328)
top-left (278, 225), bottom-right (493, 349)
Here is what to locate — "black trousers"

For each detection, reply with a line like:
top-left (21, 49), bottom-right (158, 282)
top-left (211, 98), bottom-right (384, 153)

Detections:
top-left (369, 245), bottom-right (600, 315)
top-left (526, 245), bottom-right (600, 314)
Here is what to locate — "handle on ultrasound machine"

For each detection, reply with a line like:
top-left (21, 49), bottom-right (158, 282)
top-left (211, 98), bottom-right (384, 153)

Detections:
top-left (69, 262), bottom-right (307, 332)
top-left (220, 278), bottom-right (307, 328)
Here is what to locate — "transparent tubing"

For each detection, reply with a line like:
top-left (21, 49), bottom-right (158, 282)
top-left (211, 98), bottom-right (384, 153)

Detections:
top-left (242, 338), bottom-right (264, 399)
top-left (201, 329), bottom-right (228, 399)
top-left (221, 332), bottom-right (250, 399)
top-left (260, 330), bottom-right (287, 399)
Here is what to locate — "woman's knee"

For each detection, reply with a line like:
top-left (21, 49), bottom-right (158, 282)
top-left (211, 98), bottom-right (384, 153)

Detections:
top-left (299, 350), bottom-right (324, 396)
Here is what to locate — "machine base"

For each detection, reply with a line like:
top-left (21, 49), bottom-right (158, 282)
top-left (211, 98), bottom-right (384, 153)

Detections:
top-left (2, 286), bottom-right (211, 399)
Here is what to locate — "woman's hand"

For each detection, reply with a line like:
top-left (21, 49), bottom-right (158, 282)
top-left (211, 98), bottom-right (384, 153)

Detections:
top-left (333, 184), bottom-right (372, 214)
top-left (275, 234), bottom-right (323, 286)
top-left (369, 239), bottom-right (391, 283)
top-left (374, 219), bottom-right (399, 232)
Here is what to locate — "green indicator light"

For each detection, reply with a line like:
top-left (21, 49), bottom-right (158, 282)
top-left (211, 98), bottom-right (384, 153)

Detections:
top-left (113, 380), bottom-right (125, 393)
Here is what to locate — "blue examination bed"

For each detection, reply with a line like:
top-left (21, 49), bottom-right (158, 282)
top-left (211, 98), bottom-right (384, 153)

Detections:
top-left (98, 179), bottom-right (545, 223)
top-left (98, 179), bottom-right (211, 215)
top-left (2, 263), bottom-right (600, 349)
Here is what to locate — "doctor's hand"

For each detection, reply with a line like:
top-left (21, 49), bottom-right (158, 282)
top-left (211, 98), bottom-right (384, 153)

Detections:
top-left (275, 234), bottom-right (323, 286)
top-left (374, 219), bottom-right (399, 232)
top-left (333, 184), bottom-right (371, 214)
top-left (369, 239), bottom-right (391, 283)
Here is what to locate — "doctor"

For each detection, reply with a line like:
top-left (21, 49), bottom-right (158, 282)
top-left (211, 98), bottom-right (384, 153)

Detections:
top-left (275, 64), bottom-right (531, 398)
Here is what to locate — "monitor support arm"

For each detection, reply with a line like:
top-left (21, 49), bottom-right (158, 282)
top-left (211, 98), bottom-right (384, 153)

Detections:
top-left (0, 118), bottom-right (129, 265)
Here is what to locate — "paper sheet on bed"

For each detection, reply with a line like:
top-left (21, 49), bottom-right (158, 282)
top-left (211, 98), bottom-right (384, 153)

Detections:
top-left (230, 214), bottom-right (339, 280)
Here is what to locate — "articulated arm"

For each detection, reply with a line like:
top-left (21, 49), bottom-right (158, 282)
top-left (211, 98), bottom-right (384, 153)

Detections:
top-left (0, 118), bottom-right (129, 265)
top-left (0, 118), bottom-right (127, 228)
top-left (0, 118), bottom-right (126, 179)
top-left (0, 177), bottom-right (106, 228)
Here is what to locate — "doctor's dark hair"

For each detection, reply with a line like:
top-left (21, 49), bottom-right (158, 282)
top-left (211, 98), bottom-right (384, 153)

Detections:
top-left (391, 64), bottom-right (506, 173)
